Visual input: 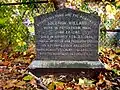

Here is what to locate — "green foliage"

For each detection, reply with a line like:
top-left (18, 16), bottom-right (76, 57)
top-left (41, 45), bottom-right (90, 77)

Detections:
top-left (0, 1), bottom-right (54, 52)
top-left (23, 75), bottom-right (33, 81)
top-left (112, 69), bottom-right (120, 76)
top-left (0, 5), bottom-right (29, 51)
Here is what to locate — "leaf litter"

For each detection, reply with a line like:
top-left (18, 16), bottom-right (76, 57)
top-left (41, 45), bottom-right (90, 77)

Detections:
top-left (0, 46), bottom-right (120, 90)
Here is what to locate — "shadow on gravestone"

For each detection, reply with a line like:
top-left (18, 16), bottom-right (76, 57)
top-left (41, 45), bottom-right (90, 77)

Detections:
top-left (28, 8), bottom-right (104, 75)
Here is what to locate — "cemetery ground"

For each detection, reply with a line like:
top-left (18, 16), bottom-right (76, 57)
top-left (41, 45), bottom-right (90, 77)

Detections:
top-left (0, 44), bottom-right (120, 90)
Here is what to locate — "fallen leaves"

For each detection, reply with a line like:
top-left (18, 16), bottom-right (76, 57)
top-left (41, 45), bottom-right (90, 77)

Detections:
top-left (0, 45), bottom-right (120, 90)
top-left (47, 78), bottom-right (95, 90)
top-left (96, 73), bottom-right (112, 90)
top-left (23, 75), bottom-right (33, 81)
top-left (0, 44), bottom-right (36, 90)
top-left (99, 48), bottom-right (120, 70)
top-left (41, 72), bottom-right (119, 90)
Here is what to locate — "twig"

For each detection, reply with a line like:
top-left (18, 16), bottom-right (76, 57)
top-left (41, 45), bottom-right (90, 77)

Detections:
top-left (28, 72), bottom-right (48, 90)
top-left (0, 1), bottom-right (48, 6)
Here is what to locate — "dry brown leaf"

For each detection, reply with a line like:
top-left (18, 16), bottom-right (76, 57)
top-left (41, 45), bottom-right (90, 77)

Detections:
top-left (16, 81), bottom-right (26, 86)
top-left (30, 79), bottom-right (37, 88)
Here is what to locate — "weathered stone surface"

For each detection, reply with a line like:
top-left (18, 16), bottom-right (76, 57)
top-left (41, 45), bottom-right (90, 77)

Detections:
top-left (29, 8), bottom-right (103, 68)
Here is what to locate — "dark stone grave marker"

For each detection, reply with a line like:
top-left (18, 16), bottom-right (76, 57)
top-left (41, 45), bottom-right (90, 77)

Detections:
top-left (29, 8), bottom-right (103, 70)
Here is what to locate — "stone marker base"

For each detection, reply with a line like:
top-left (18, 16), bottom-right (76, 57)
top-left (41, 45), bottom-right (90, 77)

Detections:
top-left (28, 60), bottom-right (104, 68)
top-left (28, 60), bottom-right (105, 78)
top-left (28, 60), bottom-right (107, 78)
top-left (28, 68), bottom-right (108, 79)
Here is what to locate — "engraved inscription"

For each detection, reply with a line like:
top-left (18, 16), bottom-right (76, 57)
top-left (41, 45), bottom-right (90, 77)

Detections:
top-left (34, 8), bottom-right (100, 61)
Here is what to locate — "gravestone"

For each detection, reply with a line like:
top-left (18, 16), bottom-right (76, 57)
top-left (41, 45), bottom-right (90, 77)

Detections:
top-left (29, 8), bottom-right (104, 69)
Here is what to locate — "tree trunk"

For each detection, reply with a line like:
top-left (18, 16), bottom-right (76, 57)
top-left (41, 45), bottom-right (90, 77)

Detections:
top-left (50, 0), bottom-right (66, 10)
